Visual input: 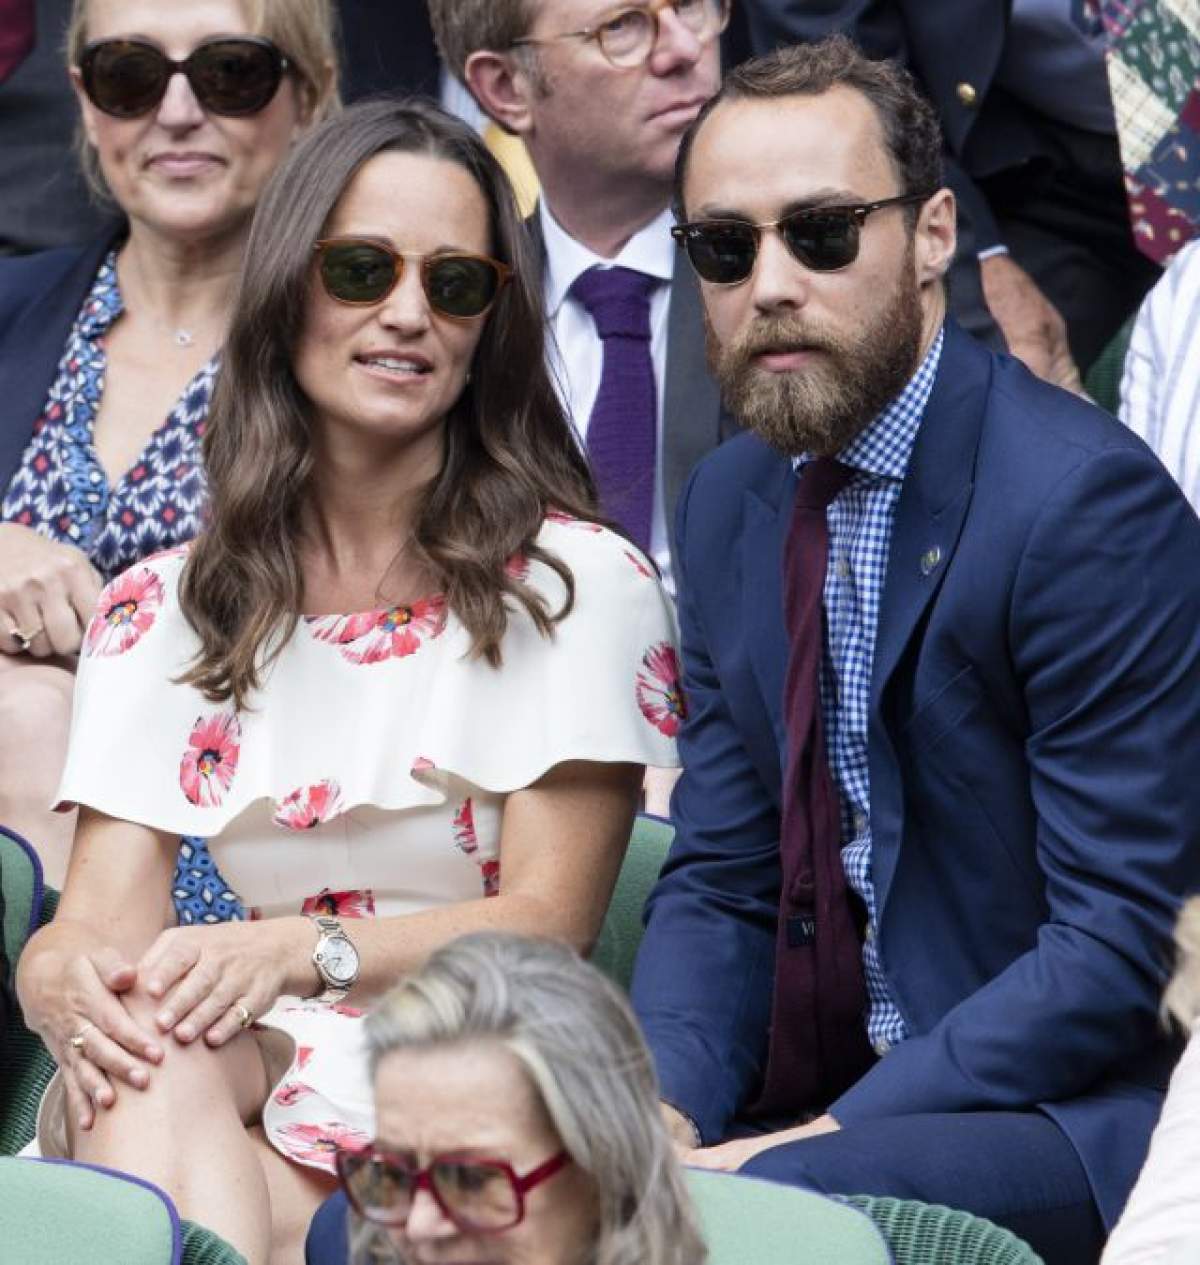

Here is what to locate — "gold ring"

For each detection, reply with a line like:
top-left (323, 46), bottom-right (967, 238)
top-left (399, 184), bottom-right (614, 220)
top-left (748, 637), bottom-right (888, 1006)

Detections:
top-left (9, 625), bottom-right (42, 653)
top-left (233, 1003), bottom-right (253, 1029)
top-left (68, 1023), bottom-right (96, 1052)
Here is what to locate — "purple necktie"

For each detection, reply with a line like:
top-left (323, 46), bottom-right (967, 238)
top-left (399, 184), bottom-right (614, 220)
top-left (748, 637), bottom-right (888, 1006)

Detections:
top-left (571, 266), bottom-right (658, 553)
top-left (751, 457), bottom-right (875, 1120)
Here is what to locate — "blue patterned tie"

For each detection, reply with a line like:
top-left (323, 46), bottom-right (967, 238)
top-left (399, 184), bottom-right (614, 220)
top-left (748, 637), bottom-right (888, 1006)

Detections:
top-left (570, 266), bottom-right (658, 552)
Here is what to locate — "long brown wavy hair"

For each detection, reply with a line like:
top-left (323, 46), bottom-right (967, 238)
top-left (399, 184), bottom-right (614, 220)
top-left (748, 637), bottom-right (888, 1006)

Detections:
top-left (179, 97), bottom-right (598, 708)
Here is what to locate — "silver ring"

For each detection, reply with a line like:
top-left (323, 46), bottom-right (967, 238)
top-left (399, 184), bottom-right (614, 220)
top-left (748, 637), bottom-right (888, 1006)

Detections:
top-left (9, 624), bottom-right (42, 653)
top-left (233, 1002), bottom-right (253, 1030)
top-left (68, 1023), bottom-right (96, 1052)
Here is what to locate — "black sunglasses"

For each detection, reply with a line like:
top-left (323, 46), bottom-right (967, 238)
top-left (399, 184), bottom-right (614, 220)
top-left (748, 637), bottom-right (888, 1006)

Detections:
top-left (671, 193), bottom-right (934, 284)
top-left (78, 36), bottom-right (289, 119)
top-left (314, 238), bottom-right (513, 321)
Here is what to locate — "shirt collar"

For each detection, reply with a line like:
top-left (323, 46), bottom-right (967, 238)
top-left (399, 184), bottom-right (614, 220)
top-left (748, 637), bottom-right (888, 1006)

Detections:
top-left (794, 325), bottom-right (945, 482)
top-left (78, 248), bottom-right (125, 340)
top-left (539, 199), bottom-right (676, 316)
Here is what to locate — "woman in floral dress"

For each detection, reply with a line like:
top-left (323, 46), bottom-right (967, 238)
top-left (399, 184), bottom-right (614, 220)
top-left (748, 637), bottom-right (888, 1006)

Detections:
top-left (16, 99), bottom-right (682, 1265)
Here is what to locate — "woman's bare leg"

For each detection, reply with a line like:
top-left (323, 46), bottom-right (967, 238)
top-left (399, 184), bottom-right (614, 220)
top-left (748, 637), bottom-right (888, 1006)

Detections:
top-left (0, 657), bottom-right (76, 886)
top-left (70, 984), bottom-right (275, 1265)
top-left (249, 1125), bottom-right (338, 1265)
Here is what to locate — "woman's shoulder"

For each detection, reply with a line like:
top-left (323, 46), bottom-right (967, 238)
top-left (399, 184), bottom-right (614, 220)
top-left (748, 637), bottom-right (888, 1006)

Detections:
top-left (80, 544), bottom-right (193, 660)
top-left (534, 512), bottom-right (661, 590)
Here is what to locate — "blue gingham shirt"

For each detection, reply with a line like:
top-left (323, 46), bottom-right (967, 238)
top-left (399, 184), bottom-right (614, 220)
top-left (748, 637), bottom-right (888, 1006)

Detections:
top-left (795, 328), bottom-right (944, 1055)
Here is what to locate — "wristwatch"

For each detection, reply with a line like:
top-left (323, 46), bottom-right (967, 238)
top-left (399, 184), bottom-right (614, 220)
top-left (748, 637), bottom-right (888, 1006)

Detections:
top-left (309, 915), bottom-right (361, 1003)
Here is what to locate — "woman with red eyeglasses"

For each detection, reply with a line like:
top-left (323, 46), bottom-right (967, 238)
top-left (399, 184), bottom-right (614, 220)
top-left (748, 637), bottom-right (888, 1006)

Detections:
top-left (0, 0), bottom-right (338, 890)
top-left (17, 98), bottom-right (680, 1265)
top-left (323, 931), bottom-right (706, 1265)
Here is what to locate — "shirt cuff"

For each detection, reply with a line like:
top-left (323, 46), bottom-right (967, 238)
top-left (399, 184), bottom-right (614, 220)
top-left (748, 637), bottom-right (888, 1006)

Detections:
top-left (977, 244), bottom-right (1010, 262)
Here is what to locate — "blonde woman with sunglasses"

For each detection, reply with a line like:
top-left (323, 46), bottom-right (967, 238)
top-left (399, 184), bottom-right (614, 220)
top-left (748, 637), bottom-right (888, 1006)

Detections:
top-left (16, 98), bottom-right (679, 1265)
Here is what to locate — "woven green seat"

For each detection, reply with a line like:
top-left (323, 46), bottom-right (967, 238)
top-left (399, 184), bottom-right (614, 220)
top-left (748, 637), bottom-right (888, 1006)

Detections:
top-left (846, 1194), bottom-right (1044, 1265)
top-left (590, 814), bottom-right (673, 991)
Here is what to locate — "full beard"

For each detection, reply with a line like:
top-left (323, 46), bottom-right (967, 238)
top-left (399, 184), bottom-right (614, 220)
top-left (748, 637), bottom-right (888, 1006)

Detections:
top-left (708, 256), bottom-right (925, 459)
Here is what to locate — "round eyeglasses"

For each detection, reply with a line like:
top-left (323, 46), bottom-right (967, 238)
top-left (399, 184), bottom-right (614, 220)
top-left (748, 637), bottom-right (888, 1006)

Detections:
top-left (336, 1145), bottom-right (572, 1233)
top-left (511, 0), bottom-right (731, 69)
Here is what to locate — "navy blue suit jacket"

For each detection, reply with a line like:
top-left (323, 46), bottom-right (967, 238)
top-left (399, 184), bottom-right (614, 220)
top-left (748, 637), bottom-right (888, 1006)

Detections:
top-left (0, 234), bottom-right (115, 497)
top-left (631, 321), bottom-right (1200, 1227)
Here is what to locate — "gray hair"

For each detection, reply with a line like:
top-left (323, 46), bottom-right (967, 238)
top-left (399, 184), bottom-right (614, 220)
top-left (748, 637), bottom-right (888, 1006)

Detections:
top-left (352, 932), bottom-right (707, 1265)
top-left (1165, 898), bottom-right (1200, 1031)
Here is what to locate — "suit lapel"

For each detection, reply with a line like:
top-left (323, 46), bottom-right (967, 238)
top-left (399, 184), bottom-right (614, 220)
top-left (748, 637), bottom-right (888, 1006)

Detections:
top-left (742, 458), bottom-right (796, 759)
top-left (868, 322), bottom-right (992, 912)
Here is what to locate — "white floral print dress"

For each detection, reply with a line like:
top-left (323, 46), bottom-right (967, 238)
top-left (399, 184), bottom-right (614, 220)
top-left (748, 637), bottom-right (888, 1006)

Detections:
top-left (53, 516), bottom-right (683, 1173)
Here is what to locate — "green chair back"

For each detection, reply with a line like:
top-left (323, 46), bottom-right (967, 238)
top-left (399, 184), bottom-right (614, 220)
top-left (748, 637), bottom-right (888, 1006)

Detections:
top-left (591, 814), bottom-right (673, 991)
top-left (686, 1168), bottom-right (892, 1264)
top-left (846, 1195), bottom-right (1044, 1265)
top-left (0, 828), bottom-right (58, 1156)
top-left (1083, 316), bottom-right (1134, 416)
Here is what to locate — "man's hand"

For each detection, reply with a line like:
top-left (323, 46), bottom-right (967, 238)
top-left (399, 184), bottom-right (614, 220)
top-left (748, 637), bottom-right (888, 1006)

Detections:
top-left (682, 1113), bottom-right (841, 1171)
top-left (979, 253), bottom-right (1084, 394)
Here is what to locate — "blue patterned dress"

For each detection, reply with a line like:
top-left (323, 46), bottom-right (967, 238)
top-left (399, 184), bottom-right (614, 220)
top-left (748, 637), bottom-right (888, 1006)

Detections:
top-left (0, 248), bottom-right (242, 924)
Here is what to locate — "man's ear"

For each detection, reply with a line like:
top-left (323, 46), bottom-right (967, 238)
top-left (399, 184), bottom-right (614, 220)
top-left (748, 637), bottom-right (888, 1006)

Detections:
top-left (464, 49), bottom-right (538, 137)
top-left (915, 187), bottom-right (957, 285)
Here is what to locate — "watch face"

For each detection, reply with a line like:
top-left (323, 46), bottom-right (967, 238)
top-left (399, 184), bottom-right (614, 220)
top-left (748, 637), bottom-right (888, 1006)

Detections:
top-left (318, 935), bottom-right (360, 985)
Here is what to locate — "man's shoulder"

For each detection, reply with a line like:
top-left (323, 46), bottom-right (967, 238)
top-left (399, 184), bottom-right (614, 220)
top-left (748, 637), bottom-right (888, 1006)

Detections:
top-left (0, 236), bottom-right (112, 330)
top-left (685, 429), bottom-right (788, 507)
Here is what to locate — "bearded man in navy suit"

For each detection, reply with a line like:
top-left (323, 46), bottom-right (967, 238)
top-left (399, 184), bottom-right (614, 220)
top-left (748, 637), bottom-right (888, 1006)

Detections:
top-left (631, 36), bottom-right (1200, 1265)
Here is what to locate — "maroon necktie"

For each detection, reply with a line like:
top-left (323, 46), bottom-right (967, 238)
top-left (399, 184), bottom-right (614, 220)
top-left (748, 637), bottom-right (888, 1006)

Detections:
top-left (751, 457), bottom-right (875, 1120)
top-left (570, 266), bottom-right (658, 553)
top-left (0, 0), bottom-right (34, 85)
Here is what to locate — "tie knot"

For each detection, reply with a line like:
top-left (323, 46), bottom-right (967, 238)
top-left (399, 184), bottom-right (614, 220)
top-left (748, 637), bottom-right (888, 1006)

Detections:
top-left (795, 457), bottom-right (854, 511)
top-left (570, 266), bottom-right (656, 340)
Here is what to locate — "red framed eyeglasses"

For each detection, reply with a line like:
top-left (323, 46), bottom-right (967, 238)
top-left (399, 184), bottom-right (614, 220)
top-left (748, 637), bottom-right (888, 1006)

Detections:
top-left (335, 1144), bottom-right (572, 1233)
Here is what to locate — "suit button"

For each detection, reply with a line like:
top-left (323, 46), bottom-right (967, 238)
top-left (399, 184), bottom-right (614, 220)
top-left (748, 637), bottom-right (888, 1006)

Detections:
top-left (873, 1038), bottom-right (892, 1056)
top-left (956, 81), bottom-right (978, 108)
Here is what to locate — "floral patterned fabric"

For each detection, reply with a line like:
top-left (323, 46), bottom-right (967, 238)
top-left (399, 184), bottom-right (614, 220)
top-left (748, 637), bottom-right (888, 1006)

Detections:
top-left (52, 520), bottom-right (680, 1173)
top-left (0, 250), bottom-right (212, 583)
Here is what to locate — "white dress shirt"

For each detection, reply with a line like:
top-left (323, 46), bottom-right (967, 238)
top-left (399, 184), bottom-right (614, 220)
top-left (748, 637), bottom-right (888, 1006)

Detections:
top-left (539, 199), bottom-right (677, 595)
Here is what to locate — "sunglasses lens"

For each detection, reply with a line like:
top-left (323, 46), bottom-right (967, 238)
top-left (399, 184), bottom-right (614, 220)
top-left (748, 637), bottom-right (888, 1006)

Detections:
top-left (431, 1160), bottom-right (520, 1229)
top-left (319, 243), bottom-right (398, 304)
top-left (425, 255), bottom-right (503, 318)
top-left (783, 212), bottom-right (860, 272)
top-left (188, 39), bottom-right (282, 115)
top-left (83, 41), bottom-right (169, 117)
top-left (683, 223), bottom-right (758, 285)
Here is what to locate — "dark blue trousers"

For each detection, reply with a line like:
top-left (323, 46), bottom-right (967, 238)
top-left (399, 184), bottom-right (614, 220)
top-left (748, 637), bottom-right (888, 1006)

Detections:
top-left (740, 1110), bottom-right (1105, 1265)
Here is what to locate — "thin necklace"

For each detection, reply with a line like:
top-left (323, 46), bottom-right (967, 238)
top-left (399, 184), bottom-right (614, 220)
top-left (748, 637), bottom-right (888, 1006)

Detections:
top-left (173, 327), bottom-right (195, 348)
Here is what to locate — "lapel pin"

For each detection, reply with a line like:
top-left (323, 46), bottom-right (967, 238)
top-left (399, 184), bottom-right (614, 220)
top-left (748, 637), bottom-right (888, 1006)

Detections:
top-left (919, 546), bottom-right (942, 577)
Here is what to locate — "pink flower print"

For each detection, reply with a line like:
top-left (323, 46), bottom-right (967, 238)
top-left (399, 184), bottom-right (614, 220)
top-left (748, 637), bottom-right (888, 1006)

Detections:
top-left (545, 510), bottom-right (604, 532)
top-left (277, 1122), bottom-right (370, 1171)
top-left (636, 643), bottom-right (687, 738)
top-left (272, 1081), bottom-right (316, 1108)
top-left (482, 859), bottom-right (500, 898)
top-left (273, 780), bottom-right (344, 831)
top-left (411, 756), bottom-right (436, 775)
top-left (296, 1046), bottom-right (314, 1071)
top-left (505, 553), bottom-right (531, 583)
top-left (301, 888), bottom-right (375, 920)
top-left (332, 1003), bottom-right (365, 1018)
top-left (307, 596), bottom-right (447, 665)
top-left (624, 549), bottom-right (654, 579)
top-left (143, 543), bottom-right (192, 566)
top-left (179, 712), bottom-right (241, 807)
top-left (453, 799), bottom-right (478, 855)
top-left (83, 566), bottom-right (164, 657)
